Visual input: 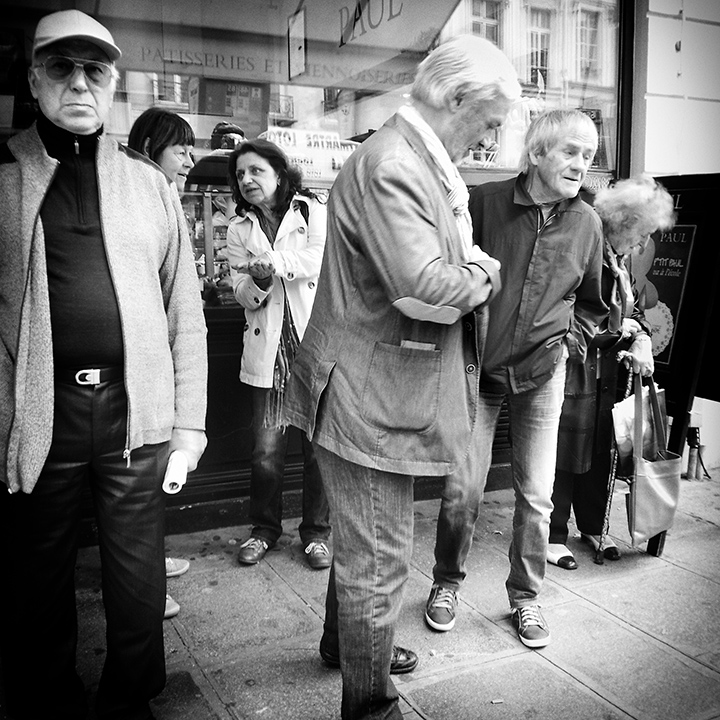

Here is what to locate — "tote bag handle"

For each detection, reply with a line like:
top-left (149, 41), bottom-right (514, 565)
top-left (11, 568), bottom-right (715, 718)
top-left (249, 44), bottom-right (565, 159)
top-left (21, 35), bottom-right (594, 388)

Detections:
top-left (633, 374), bottom-right (667, 461)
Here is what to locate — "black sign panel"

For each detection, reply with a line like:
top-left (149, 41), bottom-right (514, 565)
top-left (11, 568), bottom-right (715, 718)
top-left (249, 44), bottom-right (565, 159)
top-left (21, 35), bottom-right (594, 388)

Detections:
top-left (650, 174), bottom-right (719, 453)
top-left (635, 224), bottom-right (697, 366)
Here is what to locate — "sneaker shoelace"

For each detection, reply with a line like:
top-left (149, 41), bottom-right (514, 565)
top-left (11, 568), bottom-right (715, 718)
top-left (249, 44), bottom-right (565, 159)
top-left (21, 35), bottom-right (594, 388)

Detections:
top-left (242, 537), bottom-right (267, 551)
top-left (518, 605), bottom-right (544, 628)
top-left (431, 587), bottom-right (457, 610)
top-left (305, 541), bottom-right (329, 556)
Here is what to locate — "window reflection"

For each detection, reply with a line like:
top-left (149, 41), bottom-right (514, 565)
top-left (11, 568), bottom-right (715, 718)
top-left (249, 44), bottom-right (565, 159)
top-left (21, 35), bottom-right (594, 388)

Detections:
top-left (77, 0), bottom-right (616, 184)
top-left (1, 0), bottom-right (619, 188)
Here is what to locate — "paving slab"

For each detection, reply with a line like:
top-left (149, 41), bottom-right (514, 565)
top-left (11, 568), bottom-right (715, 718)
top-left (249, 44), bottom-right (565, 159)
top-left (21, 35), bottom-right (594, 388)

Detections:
top-left (203, 649), bottom-right (342, 720)
top-left (570, 563), bottom-right (720, 666)
top-left (150, 670), bottom-right (224, 720)
top-left (166, 567), bottom-right (319, 662)
top-left (393, 570), bottom-right (519, 677)
top-left (405, 652), bottom-right (632, 720)
top-left (662, 524), bottom-right (720, 580)
top-left (674, 479), bottom-right (720, 527)
top-left (541, 601), bottom-right (720, 720)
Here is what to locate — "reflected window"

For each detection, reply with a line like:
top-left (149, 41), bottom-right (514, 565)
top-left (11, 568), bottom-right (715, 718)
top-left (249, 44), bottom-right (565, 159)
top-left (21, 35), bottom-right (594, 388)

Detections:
top-left (472, 0), bottom-right (502, 45)
top-left (578, 9), bottom-right (601, 83)
top-left (4, 0), bottom-right (621, 185)
top-left (528, 8), bottom-right (551, 89)
top-left (152, 73), bottom-right (189, 107)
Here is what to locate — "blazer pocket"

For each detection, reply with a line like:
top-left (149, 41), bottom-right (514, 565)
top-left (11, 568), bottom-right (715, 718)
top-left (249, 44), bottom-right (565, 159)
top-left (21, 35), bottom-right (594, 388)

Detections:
top-left (361, 341), bottom-right (441, 432)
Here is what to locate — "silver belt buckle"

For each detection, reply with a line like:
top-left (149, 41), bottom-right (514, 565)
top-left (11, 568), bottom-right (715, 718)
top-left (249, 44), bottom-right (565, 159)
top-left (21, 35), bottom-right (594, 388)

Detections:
top-left (75, 368), bottom-right (101, 385)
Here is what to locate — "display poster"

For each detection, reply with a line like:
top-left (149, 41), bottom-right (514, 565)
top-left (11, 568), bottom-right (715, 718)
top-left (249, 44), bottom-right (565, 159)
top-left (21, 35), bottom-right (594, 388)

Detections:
top-left (260, 126), bottom-right (359, 188)
top-left (632, 224), bottom-right (696, 366)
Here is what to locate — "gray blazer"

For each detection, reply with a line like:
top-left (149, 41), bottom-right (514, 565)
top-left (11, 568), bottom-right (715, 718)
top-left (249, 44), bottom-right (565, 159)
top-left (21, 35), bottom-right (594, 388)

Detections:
top-left (284, 113), bottom-right (500, 476)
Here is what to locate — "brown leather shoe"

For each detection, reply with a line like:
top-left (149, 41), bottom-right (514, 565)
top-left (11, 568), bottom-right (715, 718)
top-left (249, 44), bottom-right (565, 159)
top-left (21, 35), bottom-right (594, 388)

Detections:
top-left (319, 638), bottom-right (419, 674)
top-left (237, 537), bottom-right (269, 565)
top-left (304, 540), bottom-right (332, 570)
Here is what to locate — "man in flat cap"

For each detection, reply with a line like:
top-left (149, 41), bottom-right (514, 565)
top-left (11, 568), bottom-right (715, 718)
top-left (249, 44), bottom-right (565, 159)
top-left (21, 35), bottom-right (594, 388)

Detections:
top-left (210, 121), bottom-right (245, 149)
top-left (0, 10), bottom-right (207, 720)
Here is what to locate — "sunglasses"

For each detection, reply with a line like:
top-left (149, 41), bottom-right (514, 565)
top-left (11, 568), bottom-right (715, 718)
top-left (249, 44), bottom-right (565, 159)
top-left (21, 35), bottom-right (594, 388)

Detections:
top-left (35, 55), bottom-right (115, 88)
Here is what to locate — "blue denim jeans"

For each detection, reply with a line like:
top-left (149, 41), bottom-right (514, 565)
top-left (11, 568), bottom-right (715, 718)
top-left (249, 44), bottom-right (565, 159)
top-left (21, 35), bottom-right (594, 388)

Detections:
top-left (249, 386), bottom-right (330, 546)
top-left (314, 444), bottom-right (413, 720)
top-left (433, 356), bottom-right (567, 609)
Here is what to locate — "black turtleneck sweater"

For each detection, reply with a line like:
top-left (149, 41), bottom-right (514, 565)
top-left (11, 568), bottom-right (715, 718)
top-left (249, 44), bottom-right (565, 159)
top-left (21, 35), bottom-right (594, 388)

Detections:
top-left (37, 114), bottom-right (124, 369)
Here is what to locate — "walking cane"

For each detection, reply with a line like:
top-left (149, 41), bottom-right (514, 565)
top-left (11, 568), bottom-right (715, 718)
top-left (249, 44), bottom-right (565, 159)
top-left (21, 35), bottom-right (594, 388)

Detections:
top-left (595, 370), bottom-right (634, 565)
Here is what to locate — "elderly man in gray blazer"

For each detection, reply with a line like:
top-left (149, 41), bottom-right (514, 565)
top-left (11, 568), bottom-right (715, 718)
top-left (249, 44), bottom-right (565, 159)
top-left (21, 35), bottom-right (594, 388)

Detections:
top-left (285, 35), bottom-right (521, 720)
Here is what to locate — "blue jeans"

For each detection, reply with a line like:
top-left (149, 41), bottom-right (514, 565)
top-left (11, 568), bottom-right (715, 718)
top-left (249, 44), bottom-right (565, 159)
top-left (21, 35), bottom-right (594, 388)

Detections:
top-left (314, 444), bottom-right (413, 720)
top-left (249, 386), bottom-right (330, 546)
top-left (433, 356), bottom-right (567, 608)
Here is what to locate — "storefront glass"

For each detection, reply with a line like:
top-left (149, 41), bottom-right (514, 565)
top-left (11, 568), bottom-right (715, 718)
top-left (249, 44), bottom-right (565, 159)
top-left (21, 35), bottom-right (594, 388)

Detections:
top-left (2, 0), bottom-right (621, 297)
top-left (0, 0), bottom-right (623, 496)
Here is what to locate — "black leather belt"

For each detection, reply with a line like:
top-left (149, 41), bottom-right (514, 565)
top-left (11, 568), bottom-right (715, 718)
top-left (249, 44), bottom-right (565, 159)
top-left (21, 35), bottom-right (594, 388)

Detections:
top-left (55, 367), bottom-right (124, 386)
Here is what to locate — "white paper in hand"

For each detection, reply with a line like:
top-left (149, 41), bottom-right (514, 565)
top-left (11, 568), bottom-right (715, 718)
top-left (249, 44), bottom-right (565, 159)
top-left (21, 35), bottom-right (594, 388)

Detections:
top-left (163, 451), bottom-right (188, 494)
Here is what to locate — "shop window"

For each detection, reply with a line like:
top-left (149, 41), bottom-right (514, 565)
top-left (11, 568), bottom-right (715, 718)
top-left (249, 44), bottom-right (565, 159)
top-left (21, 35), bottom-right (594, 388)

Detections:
top-left (471, 0), bottom-right (502, 46)
top-left (3, 0), bottom-right (622, 196)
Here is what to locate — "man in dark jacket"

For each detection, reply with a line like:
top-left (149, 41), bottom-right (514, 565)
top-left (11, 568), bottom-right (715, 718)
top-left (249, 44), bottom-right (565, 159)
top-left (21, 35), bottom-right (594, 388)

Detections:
top-left (425, 109), bottom-right (607, 649)
top-left (0, 10), bottom-right (207, 720)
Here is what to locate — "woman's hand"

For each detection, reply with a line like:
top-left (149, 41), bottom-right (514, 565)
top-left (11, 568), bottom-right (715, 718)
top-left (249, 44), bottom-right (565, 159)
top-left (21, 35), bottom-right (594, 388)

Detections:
top-left (617, 334), bottom-right (654, 377)
top-left (232, 256), bottom-right (274, 279)
top-left (232, 254), bottom-right (274, 289)
top-left (620, 318), bottom-right (642, 340)
top-left (247, 253), bottom-right (275, 280)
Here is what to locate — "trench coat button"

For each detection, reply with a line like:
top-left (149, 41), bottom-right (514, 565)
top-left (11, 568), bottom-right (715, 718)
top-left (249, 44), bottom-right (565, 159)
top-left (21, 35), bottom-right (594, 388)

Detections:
top-left (287, 272), bottom-right (295, 280)
top-left (298, 227), bottom-right (306, 234)
top-left (464, 321), bottom-right (473, 332)
top-left (465, 363), bottom-right (476, 374)
top-left (253, 296), bottom-right (261, 304)
top-left (254, 328), bottom-right (261, 335)
top-left (308, 281), bottom-right (316, 289)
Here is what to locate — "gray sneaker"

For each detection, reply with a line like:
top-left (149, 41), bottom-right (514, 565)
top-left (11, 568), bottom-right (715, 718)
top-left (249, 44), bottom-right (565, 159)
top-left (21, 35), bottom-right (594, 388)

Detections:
top-left (511, 605), bottom-right (550, 648)
top-left (424, 584), bottom-right (458, 631)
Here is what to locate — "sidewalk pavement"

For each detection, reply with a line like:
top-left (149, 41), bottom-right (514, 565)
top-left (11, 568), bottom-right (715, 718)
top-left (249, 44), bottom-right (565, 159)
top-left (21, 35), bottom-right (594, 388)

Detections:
top-left (43, 470), bottom-right (720, 719)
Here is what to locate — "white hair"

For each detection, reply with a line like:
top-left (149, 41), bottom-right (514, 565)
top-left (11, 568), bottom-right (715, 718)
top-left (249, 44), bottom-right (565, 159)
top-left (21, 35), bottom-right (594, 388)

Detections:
top-left (594, 175), bottom-right (676, 235)
top-left (411, 35), bottom-right (521, 111)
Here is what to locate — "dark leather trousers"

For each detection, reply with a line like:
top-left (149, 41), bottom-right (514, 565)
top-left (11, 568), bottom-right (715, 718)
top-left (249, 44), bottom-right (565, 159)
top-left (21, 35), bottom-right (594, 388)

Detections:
top-left (0, 379), bottom-right (168, 720)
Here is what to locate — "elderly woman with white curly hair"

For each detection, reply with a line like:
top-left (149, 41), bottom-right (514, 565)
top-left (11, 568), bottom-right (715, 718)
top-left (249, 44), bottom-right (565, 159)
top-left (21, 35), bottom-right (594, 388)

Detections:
top-left (547, 175), bottom-right (676, 571)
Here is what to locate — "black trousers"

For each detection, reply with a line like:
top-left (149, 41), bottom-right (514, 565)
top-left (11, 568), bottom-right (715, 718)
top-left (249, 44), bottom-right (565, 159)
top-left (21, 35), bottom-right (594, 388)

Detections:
top-left (0, 379), bottom-right (168, 720)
